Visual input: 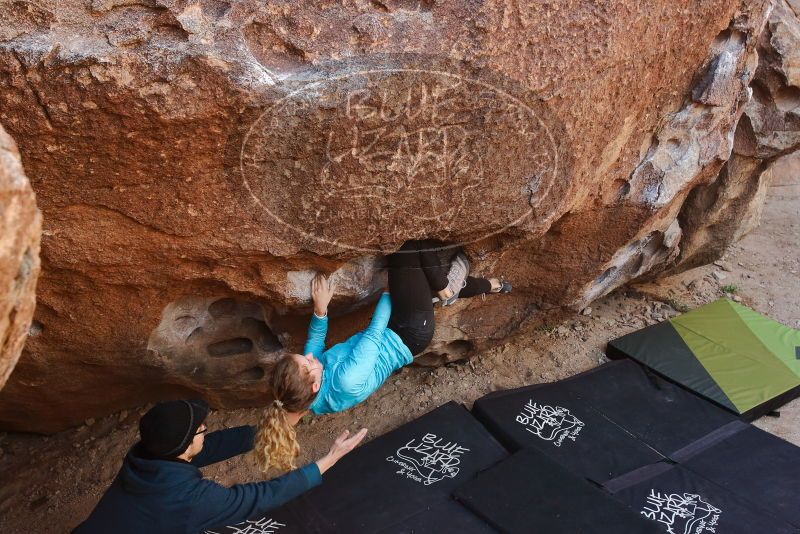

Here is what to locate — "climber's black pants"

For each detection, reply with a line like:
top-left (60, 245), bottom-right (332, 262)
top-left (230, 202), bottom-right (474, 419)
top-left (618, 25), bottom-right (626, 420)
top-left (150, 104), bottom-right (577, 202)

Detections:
top-left (388, 240), bottom-right (492, 355)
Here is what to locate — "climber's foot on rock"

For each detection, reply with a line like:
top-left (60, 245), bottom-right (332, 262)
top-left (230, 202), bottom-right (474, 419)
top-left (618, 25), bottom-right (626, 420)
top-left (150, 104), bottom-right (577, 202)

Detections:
top-left (435, 285), bottom-right (463, 306)
top-left (440, 289), bottom-right (464, 306)
top-left (489, 278), bottom-right (512, 294)
top-left (445, 252), bottom-right (469, 292)
top-left (433, 252), bottom-right (470, 306)
top-left (436, 287), bottom-right (454, 301)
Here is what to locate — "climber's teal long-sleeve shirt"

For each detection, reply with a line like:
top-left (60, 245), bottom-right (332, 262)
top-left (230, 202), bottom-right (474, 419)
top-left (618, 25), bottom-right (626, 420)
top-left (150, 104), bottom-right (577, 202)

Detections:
top-left (306, 292), bottom-right (413, 414)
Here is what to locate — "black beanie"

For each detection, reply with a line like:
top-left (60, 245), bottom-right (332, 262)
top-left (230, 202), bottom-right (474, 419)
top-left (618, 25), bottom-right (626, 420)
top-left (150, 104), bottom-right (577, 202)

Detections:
top-left (139, 399), bottom-right (209, 458)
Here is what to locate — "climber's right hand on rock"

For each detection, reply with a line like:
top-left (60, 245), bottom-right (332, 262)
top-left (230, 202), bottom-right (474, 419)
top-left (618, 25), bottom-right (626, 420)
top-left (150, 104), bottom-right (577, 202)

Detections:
top-left (311, 273), bottom-right (334, 317)
top-left (315, 428), bottom-right (368, 474)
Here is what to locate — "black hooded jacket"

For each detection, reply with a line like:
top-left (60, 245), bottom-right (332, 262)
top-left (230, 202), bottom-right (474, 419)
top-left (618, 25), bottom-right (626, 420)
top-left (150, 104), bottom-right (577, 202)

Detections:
top-left (74, 425), bottom-right (321, 534)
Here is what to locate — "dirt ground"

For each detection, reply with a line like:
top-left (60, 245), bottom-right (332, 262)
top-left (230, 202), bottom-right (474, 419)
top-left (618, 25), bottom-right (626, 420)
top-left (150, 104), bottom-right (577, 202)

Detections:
top-left (0, 172), bottom-right (798, 533)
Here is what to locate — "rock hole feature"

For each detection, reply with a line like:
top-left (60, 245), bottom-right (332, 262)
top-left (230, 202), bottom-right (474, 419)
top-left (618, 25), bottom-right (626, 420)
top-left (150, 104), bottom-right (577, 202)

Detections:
top-left (204, 0), bottom-right (231, 18)
top-left (173, 314), bottom-right (200, 340)
top-left (148, 296), bottom-right (283, 389)
top-left (712, 28), bottom-right (745, 48)
top-left (15, 247), bottom-right (34, 287)
top-left (733, 115), bottom-right (758, 157)
top-left (414, 340), bottom-right (475, 367)
top-left (187, 326), bottom-right (204, 341)
top-left (642, 231), bottom-right (665, 256)
top-left (444, 340), bottom-right (473, 359)
top-left (207, 337), bottom-right (254, 357)
top-left (28, 320), bottom-right (44, 337)
top-left (775, 86), bottom-right (800, 113)
top-left (631, 252), bottom-right (645, 274)
top-left (594, 266), bottom-right (617, 286)
top-left (208, 297), bottom-right (237, 318)
top-left (242, 22), bottom-right (308, 74)
top-left (605, 179), bottom-right (631, 204)
top-left (616, 179), bottom-right (631, 199)
top-left (238, 366), bottom-right (266, 381)
top-left (713, 28), bottom-right (733, 47)
top-left (29, 495), bottom-right (48, 511)
top-left (368, 0), bottom-right (390, 12)
top-left (664, 138), bottom-right (687, 160)
top-left (415, 352), bottom-right (446, 367)
top-left (380, 0), bottom-right (434, 11)
top-left (750, 79), bottom-right (771, 104)
top-left (241, 317), bottom-right (282, 352)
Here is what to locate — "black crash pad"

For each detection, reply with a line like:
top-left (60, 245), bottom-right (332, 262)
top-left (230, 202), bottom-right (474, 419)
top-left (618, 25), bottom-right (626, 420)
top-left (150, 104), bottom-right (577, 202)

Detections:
top-left (375, 499), bottom-right (496, 534)
top-left (204, 510), bottom-right (313, 534)
top-left (561, 360), bottom-right (738, 454)
top-left (207, 402), bottom-right (505, 534)
top-left (454, 449), bottom-right (663, 534)
top-left (206, 498), bottom-right (495, 534)
top-left (472, 365), bottom-right (663, 483)
top-left (671, 420), bottom-right (800, 528)
top-left (604, 462), bottom-right (798, 534)
top-left (472, 360), bottom-right (737, 483)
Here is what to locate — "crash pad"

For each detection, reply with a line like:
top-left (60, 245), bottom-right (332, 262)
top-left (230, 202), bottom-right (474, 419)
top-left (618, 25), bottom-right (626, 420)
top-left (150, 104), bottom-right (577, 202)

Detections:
top-left (454, 449), bottom-right (663, 534)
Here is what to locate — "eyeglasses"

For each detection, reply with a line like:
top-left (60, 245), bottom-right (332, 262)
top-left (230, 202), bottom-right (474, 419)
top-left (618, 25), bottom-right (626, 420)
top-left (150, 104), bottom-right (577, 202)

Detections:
top-left (195, 425), bottom-right (207, 436)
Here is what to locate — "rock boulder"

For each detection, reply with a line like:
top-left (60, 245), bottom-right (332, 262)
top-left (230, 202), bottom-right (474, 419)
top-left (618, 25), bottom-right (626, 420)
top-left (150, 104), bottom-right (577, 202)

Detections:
top-left (674, 0), bottom-right (800, 270)
top-left (0, 124), bottom-right (41, 391)
top-left (0, 0), bottom-right (786, 432)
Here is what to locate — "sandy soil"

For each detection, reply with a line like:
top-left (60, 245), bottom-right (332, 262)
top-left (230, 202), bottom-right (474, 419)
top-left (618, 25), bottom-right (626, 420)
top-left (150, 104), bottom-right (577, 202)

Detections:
top-left (0, 175), bottom-right (797, 533)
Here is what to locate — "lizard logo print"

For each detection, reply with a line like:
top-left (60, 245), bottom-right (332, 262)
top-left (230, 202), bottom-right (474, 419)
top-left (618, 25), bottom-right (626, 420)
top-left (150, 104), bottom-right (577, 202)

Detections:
top-left (386, 432), bottom-right (470, 485)
top-left (206, 518), bottom-right (285, 534)
top-left (515, 399), bottom-right (585, 447)
top-left (640, 490), bottom-right (722, 534)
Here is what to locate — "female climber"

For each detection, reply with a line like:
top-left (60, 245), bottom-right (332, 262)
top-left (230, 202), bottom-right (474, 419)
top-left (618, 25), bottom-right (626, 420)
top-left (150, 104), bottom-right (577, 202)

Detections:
top-left (254, 240), bottom-right (511, 473)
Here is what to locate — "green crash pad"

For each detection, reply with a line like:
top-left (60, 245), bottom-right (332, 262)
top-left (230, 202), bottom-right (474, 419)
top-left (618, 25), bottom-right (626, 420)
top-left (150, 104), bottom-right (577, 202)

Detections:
top-left (607, 299), bottom-right (800, 420)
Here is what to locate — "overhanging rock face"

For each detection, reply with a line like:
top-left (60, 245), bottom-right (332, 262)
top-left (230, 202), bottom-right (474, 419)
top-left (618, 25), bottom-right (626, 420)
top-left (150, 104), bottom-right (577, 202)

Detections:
top-left (0, 0), bottom-right (784, 432)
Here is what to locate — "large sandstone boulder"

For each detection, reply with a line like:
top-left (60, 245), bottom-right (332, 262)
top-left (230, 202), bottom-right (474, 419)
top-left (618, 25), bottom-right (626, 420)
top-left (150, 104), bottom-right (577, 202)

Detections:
top-left (0, 124), bottom-right (41, 391)
top-left (0, 0), bottom-right (783, 432)
top-left (675, 0), bottom-right (800, 270)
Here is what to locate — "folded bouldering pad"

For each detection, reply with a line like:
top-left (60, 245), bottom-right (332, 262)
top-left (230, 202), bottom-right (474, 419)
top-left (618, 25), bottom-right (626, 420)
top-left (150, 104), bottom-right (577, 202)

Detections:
top-left (671, 420), bottom-right (800, 528)
top-left (607, 298), bottom-right (800, 419)
top-left (454, 449), bottom-right (663, 534)
top-left (206, 402), bottom-right (505, 533)
top-left (604, 461), bottom-right (798, 534)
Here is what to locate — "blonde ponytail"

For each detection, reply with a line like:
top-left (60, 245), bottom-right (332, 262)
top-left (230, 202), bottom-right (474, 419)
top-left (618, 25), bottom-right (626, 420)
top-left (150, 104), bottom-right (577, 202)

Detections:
top-left (254, 401), bottom-right (300, 473)
top-left (254, 354), bottom-right (318, 474)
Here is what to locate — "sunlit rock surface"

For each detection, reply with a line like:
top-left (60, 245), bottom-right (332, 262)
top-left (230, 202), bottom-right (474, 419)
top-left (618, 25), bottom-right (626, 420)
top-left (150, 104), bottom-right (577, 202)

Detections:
top-left (0, 124), bottom-right (41, 392)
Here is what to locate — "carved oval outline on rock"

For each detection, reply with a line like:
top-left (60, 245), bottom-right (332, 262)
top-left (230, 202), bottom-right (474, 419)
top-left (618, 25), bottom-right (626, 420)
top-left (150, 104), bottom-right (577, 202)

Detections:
top-left (240, 54), bottom-right (570, 254)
